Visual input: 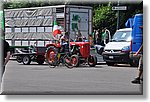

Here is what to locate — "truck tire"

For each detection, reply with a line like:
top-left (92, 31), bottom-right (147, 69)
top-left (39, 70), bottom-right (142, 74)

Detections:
top-left (22, 55), bottom-right (31, 65)
top-left (106, 62), bottom-right (115, 66)
top-left (16, 56), bottom-right (22, 63)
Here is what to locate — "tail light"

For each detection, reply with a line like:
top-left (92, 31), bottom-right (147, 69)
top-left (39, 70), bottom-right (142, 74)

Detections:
top-left (130, 40), bottom-right (132, 52)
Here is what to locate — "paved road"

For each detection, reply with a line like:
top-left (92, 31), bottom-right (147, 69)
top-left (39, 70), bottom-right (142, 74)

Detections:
top-left (1, 61), bottom-right (142, 95)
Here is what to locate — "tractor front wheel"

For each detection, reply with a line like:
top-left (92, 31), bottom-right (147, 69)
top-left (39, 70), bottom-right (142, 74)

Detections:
top-left (70, 55), bottom-right (79, 67)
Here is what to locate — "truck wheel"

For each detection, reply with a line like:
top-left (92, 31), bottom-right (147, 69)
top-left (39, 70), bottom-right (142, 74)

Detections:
top-left (46, 46), bottom-right (58, 66)
top-left (88, 55), bottom-right (97, 67)
top-left (37, 55), bottom-right (45, 65)
top-left (22, 55), bottom-right (31, 65)
top-left (106, 62), bottom-right (115, 66)
top-left (16, 56), bottom-right (22, 63)
top-left (70, 55), bottom-right (79, 67)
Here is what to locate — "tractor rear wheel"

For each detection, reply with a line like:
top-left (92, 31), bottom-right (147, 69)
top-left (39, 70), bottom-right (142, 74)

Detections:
top-left (45, 46), bottom-right (58, 66)
top-left (88, 55), bottom-right (97, 67)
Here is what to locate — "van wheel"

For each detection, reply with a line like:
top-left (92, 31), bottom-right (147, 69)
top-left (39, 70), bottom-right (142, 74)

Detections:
top-left (106, 62), bottom-right (115, 66)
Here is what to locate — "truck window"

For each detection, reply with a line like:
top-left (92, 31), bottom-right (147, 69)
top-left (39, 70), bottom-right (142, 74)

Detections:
top-left (112, 31), bottom-right (131, 42)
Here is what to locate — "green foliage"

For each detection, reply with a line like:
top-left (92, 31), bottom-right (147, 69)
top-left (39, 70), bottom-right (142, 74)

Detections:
top-left (3, 1), bottom-right (54, 9)
top-left (92, 2), bottom-right (143, 35)
top-left (93, 2), bottom-right (117, 34)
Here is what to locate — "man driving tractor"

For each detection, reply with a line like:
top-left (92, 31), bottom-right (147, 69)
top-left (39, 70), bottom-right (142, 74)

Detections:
top-left (59, 32), bottom-right (69, 52)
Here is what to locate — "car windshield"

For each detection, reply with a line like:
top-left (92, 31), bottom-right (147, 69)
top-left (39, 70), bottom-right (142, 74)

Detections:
top-left (112, 31), bottom-right (131, 42)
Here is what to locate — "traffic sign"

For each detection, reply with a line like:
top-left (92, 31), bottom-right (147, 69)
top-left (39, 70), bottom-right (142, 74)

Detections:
top-left (112, 6), bottom-right (127, 10)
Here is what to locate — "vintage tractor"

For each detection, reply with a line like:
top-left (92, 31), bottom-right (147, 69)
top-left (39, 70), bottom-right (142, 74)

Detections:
top-left (70, 42), bottom-right (97, 67)
top-left (45, 41), bottom-right (97, 67)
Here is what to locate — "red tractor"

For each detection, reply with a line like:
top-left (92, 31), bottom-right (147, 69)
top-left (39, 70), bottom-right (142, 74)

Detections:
top-left (45, 41), bottom-right (97, 67)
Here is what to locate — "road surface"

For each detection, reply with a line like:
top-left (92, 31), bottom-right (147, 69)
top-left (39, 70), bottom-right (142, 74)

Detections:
top-left (1, 60), bottom-right (142, 95)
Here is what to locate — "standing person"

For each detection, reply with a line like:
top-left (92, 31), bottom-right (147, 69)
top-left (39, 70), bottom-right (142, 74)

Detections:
top-left (76, 32), bottom-right (83, 42)
top-left (131, 44), bottom-right (143, 84)
top-left (92, 29), bottom-right (96, 44)
top-left (101, 27), bottom-right (111, 45)
top-left (96, 29), bottom-right (101, 45)
top-left (104, 28), bottom-right (111, 44)
top-left (83, 36), bottom-right (88, 42)
top-left (1, 39), bottom-right (10, 93)
top-left (2, 40), bottom-right (11, 78)
top-left (101, 28), bottom-right (106, 46)
top-left (96, 33), bottom-right (101, 45)
top-left (89, 34), bottom-right (93, 47)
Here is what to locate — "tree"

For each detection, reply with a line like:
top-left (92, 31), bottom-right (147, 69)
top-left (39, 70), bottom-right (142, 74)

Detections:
top-left (93, 2), bottom-right (116, 35)
top-left (92, 1), bottom-right (143, 36)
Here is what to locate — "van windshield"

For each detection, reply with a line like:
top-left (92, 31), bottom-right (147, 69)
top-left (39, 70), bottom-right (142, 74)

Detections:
top-left (112, 31), bottom-right (131, 42)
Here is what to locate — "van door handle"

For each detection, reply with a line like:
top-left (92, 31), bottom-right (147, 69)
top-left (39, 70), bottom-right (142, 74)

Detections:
top-left (133, 42), bottom-right (136, 44)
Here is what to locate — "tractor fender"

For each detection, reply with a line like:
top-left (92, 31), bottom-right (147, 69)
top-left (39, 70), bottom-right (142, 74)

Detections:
top-left (46, 43), bottom-right (61, 48)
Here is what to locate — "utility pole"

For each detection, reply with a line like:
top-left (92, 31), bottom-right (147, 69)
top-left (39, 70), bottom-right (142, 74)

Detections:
top-left (116, 0), bottom-right (120, 30)
top-left (112, 1), bottom-right (127, 30)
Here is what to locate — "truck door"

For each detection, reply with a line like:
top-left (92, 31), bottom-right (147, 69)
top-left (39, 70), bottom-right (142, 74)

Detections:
top-left (131, 14), bottom-right (143, 52)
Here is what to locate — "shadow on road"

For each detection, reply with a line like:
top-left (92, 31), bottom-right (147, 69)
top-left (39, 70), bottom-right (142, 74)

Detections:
top-left (114, 64), bottom-right (136, 68)
top-left (16, 61), bottom-right (135, 69)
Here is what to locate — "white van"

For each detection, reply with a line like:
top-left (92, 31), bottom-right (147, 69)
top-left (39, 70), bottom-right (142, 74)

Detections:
top-left (102, 28), bottom-right (133, 66)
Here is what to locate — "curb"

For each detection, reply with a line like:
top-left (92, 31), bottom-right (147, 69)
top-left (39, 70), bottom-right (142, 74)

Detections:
top-left (9, 57), bottom-right (16, 61)
top-left (97, 62), bottom-right (106, 65)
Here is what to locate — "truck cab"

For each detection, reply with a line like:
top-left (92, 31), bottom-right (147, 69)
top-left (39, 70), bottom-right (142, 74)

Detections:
top-left (129, 14), bottom-right (143, 66)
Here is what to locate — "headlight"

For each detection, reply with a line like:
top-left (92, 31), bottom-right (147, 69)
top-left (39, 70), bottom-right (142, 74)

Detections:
top-left (121, 46), bottom-right (130, 52)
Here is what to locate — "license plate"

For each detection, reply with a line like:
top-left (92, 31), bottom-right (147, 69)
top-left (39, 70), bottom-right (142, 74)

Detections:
top-left (109, 56), bottom-right (114, 59)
